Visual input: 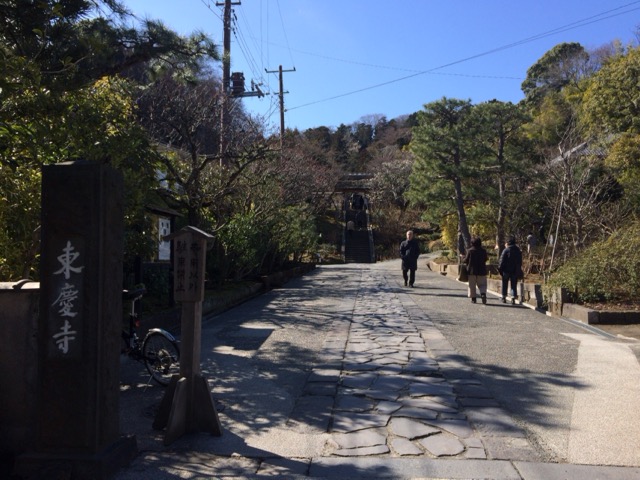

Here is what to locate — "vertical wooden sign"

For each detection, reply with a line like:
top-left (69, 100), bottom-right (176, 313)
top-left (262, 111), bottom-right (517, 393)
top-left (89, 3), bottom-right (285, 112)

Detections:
top-left (172, 229), bottom-right (206, 303)
top-left (154, 226), bottom-right (222, 444)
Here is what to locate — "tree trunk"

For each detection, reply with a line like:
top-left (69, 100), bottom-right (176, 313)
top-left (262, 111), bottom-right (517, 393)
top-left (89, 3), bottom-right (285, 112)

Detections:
top-left (495, 174), bottom-right (507, 253)
top-left (453, 178), bottom-right (471, 253)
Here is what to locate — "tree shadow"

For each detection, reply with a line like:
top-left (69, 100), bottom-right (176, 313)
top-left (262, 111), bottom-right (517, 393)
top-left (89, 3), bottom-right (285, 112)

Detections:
top-left (118, 267), bottom-right (353, 472)
top-left (118, 263), bottom-right (591, 477)
top-left (401, 269), bottom-right (593, 435)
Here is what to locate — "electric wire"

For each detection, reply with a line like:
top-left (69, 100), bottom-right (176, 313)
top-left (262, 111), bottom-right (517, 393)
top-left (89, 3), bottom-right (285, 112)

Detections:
top-left (275, 0), bottom-right (296, 69)
top-left (233, 1), bottom-right (640, 80)
top-left (194, 0), bottom-right (639, 123)
top-left (232, 14), bottom-right (263, 82)
top-left (264, 99), bottom-right (280, 122)
top-left (260, 0), bottom-right (264, 73)
top-left (231, 1), bottom-right (296, 105)
top-left (195, 1), bottom-right (269, 92)
top-left (233, 6), bottom-right (268, 85)
top-left (232, 2), bottom-right (300, 105)
top-left (264, 45), bottom-right (523, 79)
top-left (287, 2), bottom-right (640, 112)
top-left (198, 0), bottom-right (223, 23)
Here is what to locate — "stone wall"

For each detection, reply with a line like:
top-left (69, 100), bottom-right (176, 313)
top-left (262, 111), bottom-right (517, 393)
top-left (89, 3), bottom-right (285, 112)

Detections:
top-left (150, 263), bottom-right (317, 332)
top-left (431, 262), bottom-right (640, 325)
top-left (558, 298), bottom-right (640, 325)
top-left (432, 262), bottom-right (543, 309)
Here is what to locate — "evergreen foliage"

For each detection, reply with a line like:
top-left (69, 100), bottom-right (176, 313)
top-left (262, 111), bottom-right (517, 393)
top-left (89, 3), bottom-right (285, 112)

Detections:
top-left (545, 221), bottom-right (640, 303)
top-left (408, 97), bottom-right (476, 249)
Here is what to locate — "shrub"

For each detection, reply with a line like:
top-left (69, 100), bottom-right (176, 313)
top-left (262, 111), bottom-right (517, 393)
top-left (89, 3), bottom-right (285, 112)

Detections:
top-left (439, 214), bottom-right (458, 252)
top-left (428, 239), bottom-right (445, 252)
top-left (545, 221), bottom-right (640, 303)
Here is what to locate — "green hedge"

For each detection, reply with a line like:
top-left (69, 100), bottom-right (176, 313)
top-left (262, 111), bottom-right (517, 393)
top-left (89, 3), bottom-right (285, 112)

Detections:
top-left (545, 221), bottom-right (640, 303)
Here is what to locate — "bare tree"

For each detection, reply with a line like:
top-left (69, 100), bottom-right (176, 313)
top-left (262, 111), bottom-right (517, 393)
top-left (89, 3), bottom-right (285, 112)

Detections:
top-left (368, 147), bottom-right (414, 216)
top-left (540, 123), bottom-right (620, 262)
top-left (136, 73), bottom-right (266, 229)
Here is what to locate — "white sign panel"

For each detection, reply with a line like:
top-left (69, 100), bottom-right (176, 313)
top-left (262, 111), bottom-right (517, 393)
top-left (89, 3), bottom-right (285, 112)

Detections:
top-left (158, 217), bottom-right (171, 261)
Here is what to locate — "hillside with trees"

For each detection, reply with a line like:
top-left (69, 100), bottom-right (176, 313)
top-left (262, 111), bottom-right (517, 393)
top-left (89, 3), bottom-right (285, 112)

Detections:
top-left (1, 0), bottom-right (639, 306)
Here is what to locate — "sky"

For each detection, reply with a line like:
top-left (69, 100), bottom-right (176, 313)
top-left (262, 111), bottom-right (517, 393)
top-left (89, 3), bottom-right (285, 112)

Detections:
top-left (123, 0), bottom-right (640, 132)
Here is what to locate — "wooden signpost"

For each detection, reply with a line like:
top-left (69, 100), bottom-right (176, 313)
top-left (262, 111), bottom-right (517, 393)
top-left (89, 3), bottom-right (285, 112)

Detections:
top-left (153, 226), bottom-right (222, 445)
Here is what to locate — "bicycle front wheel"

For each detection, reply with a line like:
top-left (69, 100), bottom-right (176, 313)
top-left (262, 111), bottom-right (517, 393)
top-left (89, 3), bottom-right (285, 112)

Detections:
top-left (142, 331), bottom-right (180, 386)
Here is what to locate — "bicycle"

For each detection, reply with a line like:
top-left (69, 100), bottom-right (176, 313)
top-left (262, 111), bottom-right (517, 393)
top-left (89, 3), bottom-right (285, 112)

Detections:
top-left (121, 288), bottom-right (180, 386)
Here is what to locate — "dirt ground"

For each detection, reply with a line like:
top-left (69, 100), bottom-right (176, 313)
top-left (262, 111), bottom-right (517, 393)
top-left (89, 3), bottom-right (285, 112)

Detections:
top-left (580, 301), bottom-right (640, 341)
top-left (595, 323), bottom-right (640, 341)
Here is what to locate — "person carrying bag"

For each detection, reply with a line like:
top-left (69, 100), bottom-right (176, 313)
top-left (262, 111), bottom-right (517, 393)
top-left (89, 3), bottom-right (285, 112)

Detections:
top-left (462, 237), bottom-right (488, 304)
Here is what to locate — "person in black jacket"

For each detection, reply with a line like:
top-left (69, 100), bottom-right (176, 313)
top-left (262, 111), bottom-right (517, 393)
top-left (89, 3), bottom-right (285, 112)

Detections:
top-left (462, 237), bottom-right (488, 304)
top-left (400, 230), bottom-right (420, 287)
top-left (498, 236), bottom-right (523, 304)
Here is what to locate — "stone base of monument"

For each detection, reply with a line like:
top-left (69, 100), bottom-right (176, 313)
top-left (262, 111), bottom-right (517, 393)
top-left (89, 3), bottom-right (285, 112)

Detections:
top-left (14, 435), bottom-right (136, 480)
top-left (153, 374), bottom-right (222, 445)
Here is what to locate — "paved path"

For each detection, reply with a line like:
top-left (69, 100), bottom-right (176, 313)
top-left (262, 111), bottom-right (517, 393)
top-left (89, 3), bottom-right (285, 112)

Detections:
top-left (564, 333), bottom-right (640, 465)
top-left (115, 261), bottom-right (640, 479)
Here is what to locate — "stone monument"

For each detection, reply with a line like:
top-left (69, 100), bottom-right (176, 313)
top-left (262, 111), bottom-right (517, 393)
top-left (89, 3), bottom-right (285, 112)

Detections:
top-left (14, 161), bottom-right (136, 479)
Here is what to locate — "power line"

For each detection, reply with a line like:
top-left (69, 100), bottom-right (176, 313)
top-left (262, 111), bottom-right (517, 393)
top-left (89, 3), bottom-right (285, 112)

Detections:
top-left (232, 14), bottom-right (263, 81)
top-left (241, 39), bottom-right (525, 84)
top-left (233, 5), bottom-right (268, 83)
top-left (195, 1), bottom-right (267, 89)
top-left (233, 1), bottom-right (296, 101)
top-left (198, 0), bottom-right (223, 22)
top-left (287, 2), bottom-right (640, 112)
top-left (274, 0), bottom-right (296, 69)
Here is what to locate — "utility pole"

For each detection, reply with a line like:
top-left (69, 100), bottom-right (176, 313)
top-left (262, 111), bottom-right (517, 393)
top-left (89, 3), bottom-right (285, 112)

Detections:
top-left (217, 0), bottom-right (240, 165)
top-left (265, 65), bottom-right (295, 149)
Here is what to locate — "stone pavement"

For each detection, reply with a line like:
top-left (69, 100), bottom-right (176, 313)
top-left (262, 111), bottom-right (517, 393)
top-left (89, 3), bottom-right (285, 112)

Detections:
top-left (113, 262), bottom-right (640, 479)
top-left (302, 269), bottom-right (538, 462)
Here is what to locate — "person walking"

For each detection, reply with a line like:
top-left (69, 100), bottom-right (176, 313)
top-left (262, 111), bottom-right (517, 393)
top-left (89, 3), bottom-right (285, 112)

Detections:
top-left (400, 230), bottom-right (420, 287)
top-left (346, 220), bottom-right (355, 237)
top-left (526, 232), bottom-right (537, 255)
top-left (499, 236), bottom-right (523, 304)
top-left (462, 237), bottom-right (488, 304)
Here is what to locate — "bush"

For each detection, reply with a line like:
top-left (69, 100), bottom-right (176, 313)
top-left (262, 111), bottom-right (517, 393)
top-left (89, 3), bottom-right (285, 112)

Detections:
top-left (428, 239), bottom-right (445, 252)
top-left (545, 221), bottom-right (640, 303)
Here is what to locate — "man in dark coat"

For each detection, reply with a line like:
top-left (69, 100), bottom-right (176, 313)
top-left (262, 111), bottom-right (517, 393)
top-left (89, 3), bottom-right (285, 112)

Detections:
top-left (462, 237), bottom-right (488, 304)
top-left (498, 236), bottom-right (523, 304)
top-left (400, 230), bottom-right (420, 287)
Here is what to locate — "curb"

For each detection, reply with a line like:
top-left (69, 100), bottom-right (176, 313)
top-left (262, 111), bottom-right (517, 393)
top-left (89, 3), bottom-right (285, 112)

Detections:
top-left (148, 264), bottom-right (318, 330)
top-left (431, 260), bottom-right (640, 327)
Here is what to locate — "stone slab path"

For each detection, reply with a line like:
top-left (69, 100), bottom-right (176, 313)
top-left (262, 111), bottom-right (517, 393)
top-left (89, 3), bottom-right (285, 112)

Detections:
top-left (288, 270), bottom-right (540, 461)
